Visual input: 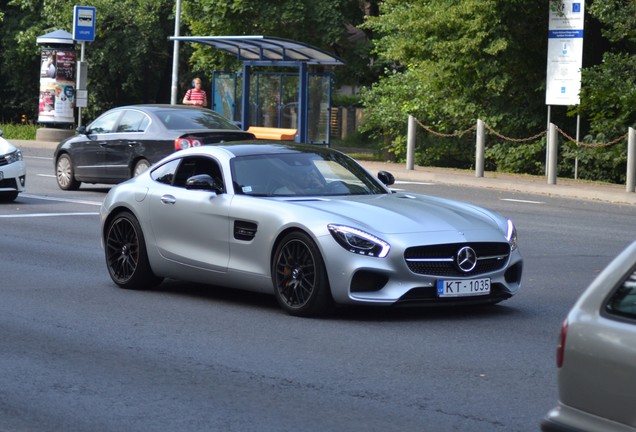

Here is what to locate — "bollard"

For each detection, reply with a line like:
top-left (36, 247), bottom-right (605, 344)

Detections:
top-left (627, 127), bottom-right (636, 193)
top-left (406, 115), bottom-right (416, 171)
top-left (547, 123), bottom-right (558, 185)
top-left (475, 119), bottom-right (485, 177)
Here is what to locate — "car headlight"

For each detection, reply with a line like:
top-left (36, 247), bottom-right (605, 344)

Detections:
top-left (4, 149), bottom-right (23, 164)
top-left (328, 224), bottom-right (390, 258)
top-left (507, 219), bottom-right (518, 251)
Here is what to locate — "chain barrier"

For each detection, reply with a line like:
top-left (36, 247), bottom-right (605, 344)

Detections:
top-left (414, 117), bottom-right (626, 149)
top-left (414, 118), bottom-right (476, 138)
top-left (483, 123), bottom-right (546, 143)
top-left (557, 127), bottom-right (627, 148)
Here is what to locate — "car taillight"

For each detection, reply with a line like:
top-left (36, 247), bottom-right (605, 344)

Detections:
top-left (556, 319), bottom-right (568, 368)
top-left (174, 138), bottom-right (202, 150)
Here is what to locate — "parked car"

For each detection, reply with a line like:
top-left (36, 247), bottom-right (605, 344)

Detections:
top-left (54, 104), bottom-right (254, 190)
top-left (100, 142), bottom-right (523, 317)
top-left (542, 240), bottom-right (636, 432)
top-left (0, 130), bottom-right (26, 202)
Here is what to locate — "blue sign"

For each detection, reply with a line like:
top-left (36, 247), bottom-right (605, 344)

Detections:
top-left (73, 6), bottom-right (96, 42)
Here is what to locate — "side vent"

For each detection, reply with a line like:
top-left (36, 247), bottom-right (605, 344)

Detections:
top-left (234, 221), bottom-right (257, 241)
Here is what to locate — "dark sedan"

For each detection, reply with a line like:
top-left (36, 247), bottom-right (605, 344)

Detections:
top-left (54, 104), bottom-right (254, 190)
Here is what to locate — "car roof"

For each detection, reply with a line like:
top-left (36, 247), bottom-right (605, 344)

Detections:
top-left (214, 141), bottom-right (336, 157)
top-left (110, 104), bottom-right (215, 113)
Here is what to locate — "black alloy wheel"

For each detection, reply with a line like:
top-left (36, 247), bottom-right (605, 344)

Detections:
top-left (105, 211), bottom-right (162, 289)
top-left (272, 231), bottom-right (333, 317)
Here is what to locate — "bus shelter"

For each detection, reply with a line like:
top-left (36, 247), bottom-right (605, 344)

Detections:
top-left (169, 35), bottom-right (343, 144)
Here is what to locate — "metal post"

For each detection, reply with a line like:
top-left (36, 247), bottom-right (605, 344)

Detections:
top-left (546, 105), bottom-right (551, 175)
top-left (170, 0), bottom-right (181, 105)
top-left (475, 119), bottom-right (485, 177)
top-left (547, 122), bottom-right (558, 185)
top-left (78, 42), bottom-right (86, 128)
top-left (297, 62), bottom-right (308, 143)
top-left (406, 115), bottom-right (416, 170)
top-left (241, 64), bottom-right (251, 131)
top-left (627, 127), bottom-right (636, 193)
top-left (574, 114), bottom-right (581, 180)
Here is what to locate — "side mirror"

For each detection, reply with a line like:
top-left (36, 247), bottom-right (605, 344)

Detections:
top-left (377, 170), bottom-right (395, 186)
top-left (77, 125), bottom-right (87, 135)
top-left (185, 174), bottom-right (223, 193)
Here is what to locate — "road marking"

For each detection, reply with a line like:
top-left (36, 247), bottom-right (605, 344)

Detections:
top-left (0, 212), bottom-right (99, 218)
top-left (21, 193), bottom-right (102, 206)
top-left (501, 198), bottom-right (545, 204)
top-left (395, 180), bottom-right (436, 185)
top-left (25, 156), bottom-right (53, 160)
top-left (37, 174), bottom-right (55, 178)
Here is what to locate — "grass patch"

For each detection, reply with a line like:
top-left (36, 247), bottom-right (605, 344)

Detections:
top-left (0, 123), bottom-right (38, 140)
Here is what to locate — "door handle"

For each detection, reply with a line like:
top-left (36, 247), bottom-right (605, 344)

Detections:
top-left (160, 194), bottom-right (176, 205)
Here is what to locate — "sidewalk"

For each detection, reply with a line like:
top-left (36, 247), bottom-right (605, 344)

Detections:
top-left (14, 139), bottom-right (636, 206)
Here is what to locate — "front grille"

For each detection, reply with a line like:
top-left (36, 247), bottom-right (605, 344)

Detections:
top-left (404, 242), bottom-right (510, 277)
top-left (0, 178), bottom-right (17, 189)
top-left (395, 283), bottom-right (512, 306)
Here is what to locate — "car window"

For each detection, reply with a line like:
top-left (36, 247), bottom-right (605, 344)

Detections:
top-left (231, 151), bottom-right (387, 197)
top-left (154, 109), bottom-right (238, 130)
top-left (116, 110), bottom-right (150, 133)
top-left (150, 159), bottom-right (180, 185)
top-left (606, 269), bottom-right (636, 319)
top-left (151, 156), bottom-right (224, 190)
top-left (88, 111), bottom-right (121, 134)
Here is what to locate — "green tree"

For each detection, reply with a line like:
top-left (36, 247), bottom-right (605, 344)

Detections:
top-left (361, 0), bottom-right (549, 162)
top-left (181, 0), bottom-right (370, 86)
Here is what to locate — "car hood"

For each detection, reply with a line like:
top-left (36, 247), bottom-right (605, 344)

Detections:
top-left (282, 192), bottom-right (505, 236)
top-left (0, 137), bottom-right (18, 155)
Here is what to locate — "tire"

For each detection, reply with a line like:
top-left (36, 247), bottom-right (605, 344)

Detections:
top-left (133, 159), bottom-right (151, 177)
top-left (104, 211), bottom-right (163, 290)
top-left (56, 154), bottom-right (81, 190)
top-left (272, 231), bottom-right (334, 317)
top-left (0, 191), bottom-right (18, 202)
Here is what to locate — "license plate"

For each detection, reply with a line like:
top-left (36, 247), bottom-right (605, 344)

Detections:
top-left (437, 278), bottom-right (490, 297)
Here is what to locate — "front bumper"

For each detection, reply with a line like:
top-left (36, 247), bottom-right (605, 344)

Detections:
top-left (0, 160), bottom-right (27, 192)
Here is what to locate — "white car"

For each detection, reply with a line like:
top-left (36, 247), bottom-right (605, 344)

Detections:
top-left (542, 240), bottom-right (636, 432)
top-left (0, 130), bottom-right (26, 202)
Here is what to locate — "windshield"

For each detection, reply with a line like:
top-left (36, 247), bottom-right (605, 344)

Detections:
top-left (155, 109), bottom-right (239, 131)
top-left (231, 150), bottom-right (389, 197)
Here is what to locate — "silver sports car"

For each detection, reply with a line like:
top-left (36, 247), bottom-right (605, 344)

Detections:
top-left (100, 142), bottom-right (522, 316)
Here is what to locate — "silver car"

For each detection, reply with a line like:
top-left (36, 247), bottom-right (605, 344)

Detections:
top-left (100, 143), bottom-right (522, 316)
top-left (0, 130), bottom-right (26, 202)
top-left (542, 240), bottom-right (636, 432)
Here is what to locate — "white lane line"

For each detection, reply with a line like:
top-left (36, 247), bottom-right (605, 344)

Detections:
top-left (20, 193), bottom-right (103, 206)
top-left (37, 174), bottom-right (55, 178)
top-left (25, 156), bottom-right (53, 160)
top-left (395, 180), bottom-right (436, 185)
top-left (0, 212), bottom-right (99, 218)
top-left (501, 198), bottom-right (545, 204)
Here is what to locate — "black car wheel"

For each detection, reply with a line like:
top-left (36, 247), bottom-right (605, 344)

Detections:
top-left (272, 231), bottom-right (333, 317)
top-left (56, 154), bottom-right (80, 190)
top-left (133, 159), bottom-right (151, 177)
top-left (0, 191), bottom-right (18, 202)
top-left (105, 211), bottom-right (163, 289)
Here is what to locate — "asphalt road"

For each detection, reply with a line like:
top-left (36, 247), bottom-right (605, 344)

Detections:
top-left (2, 146), bottom-right (635, 431)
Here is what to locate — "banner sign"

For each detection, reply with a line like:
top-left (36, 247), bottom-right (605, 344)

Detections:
top-left (38, 49), bottom-right (76, 124)
top-left (545, 1), bottom-right (585, 106)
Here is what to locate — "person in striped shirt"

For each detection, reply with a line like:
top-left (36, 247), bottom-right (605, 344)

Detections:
top-left (182, 77), bottom-right (208, 107)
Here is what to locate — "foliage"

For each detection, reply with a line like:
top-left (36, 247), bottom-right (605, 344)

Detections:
top-left (361, 0), bottom-right (548, 143)
top-left (0, 123), bottom-right (38, 140)
top-left (181, 0), bottom-right (369, 85)
top-left (485, 139), bottom-right (546, 175)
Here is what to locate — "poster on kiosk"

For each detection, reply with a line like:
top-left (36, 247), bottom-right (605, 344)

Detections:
top-left (38, 48), bottom-right (76, 124)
